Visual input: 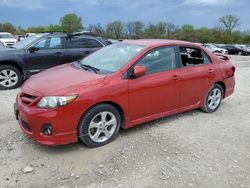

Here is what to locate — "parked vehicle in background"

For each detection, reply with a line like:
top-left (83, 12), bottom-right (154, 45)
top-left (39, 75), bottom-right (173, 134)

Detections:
top-left (16, 35), bottom-right (25, 42)
top-left (0, 41), bottom-right (4, 47)
top-left (203, 43), bottom-right (228, 54)
top-left (14, 40), bottom-right (235, 147)
top-left (0, 32), bottom-right (17, 46)
top-left (0, 33), bottom-right (107, 90)
top-left (25, 33), bottom-right (36, 38)
top-left (222, 45), bottom-right (250, 56)
top-left (107, 39), bottom-right (120, 44)
top-left (235, 45), bottom-right (250, 53)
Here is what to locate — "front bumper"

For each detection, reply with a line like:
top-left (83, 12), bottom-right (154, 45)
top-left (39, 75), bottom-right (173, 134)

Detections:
top-left (15, 93), bottom-right (81, 146)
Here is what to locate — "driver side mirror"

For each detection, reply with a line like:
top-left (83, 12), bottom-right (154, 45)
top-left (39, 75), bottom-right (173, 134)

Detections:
top-left (29, 46), bottom-right (39, 53)
top-left (133, 66), bottom-right (147, 78)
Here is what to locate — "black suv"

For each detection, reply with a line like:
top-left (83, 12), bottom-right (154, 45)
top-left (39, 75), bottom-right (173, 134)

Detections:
top-left (0, 33), bottom-right (108, 90)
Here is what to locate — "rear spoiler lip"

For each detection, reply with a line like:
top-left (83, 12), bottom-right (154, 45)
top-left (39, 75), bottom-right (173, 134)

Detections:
top-left (214, 53), bottom-right (230, 61)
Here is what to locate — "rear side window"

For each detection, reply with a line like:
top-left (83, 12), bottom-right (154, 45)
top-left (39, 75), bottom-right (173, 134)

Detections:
top-left (136, 46), bottom-right (177, 75)
top-left (180, 47), bottom-right (211, 66)
top-left (67, 38), bottom-right (103, 48)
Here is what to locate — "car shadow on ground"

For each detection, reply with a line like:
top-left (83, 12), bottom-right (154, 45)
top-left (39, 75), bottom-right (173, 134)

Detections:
top-left (29, 109), bottom-right (202, 155)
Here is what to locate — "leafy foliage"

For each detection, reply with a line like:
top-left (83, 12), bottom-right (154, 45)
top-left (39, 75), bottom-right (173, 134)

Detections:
top-left (0, 13), bottom-right (249, 44)
top-left (60, 14), bottom-right (83, 33)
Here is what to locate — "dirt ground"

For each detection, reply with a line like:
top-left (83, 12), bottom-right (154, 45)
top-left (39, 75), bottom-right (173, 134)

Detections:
top-left (0, 56), bottom-right (250, 188)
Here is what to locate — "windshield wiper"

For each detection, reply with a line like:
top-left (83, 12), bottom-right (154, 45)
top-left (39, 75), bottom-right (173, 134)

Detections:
top-left (79, 63), bottom-right (100, 74)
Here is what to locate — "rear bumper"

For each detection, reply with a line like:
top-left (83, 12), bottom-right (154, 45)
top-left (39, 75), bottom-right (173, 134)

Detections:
top-left (224, 76), bottom-right (235, 98)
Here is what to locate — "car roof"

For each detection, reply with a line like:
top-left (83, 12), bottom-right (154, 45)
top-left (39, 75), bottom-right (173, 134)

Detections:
top-left (122, 39), bottom-right (202, 48)
top-left (38, 33), bottom-right (101, 40)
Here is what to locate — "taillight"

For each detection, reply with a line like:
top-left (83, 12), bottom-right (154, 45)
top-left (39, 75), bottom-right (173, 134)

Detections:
top-left (225, 66), bottom-right (235, 78)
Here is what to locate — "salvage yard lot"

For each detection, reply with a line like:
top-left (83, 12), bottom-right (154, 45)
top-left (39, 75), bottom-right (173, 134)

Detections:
top-left (0, 56), bottom-right (250, 188)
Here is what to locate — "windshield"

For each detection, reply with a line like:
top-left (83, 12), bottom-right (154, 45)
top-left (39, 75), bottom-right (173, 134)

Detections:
top-left (79, 43), bottom-right (145, 74)
top-left (0, 33), bottom-right (14, 39)
top-left (12, 35), bottom-right (41, 49)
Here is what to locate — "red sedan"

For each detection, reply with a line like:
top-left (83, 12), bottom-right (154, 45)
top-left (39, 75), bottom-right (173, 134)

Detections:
top-left (14, 40), bottom-right (235, 147)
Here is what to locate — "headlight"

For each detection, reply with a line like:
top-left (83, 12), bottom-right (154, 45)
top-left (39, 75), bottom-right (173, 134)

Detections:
top-left (37, 95), bottom-right (78, 109)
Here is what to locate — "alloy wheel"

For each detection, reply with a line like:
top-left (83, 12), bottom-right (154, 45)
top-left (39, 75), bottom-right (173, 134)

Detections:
top-left (207, 88), bottom-right (222, 110)
top-left (88, 111), bottom-right (117, 143)
top-left (0, 69), bottom-right (18, 88)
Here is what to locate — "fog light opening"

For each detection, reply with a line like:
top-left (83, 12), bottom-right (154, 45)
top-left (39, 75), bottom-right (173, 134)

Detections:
top-left (43, 124), bottom-right (52, 136)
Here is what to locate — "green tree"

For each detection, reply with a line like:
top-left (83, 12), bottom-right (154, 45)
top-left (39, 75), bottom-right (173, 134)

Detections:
top-left (106, 20), bottom-right (125, 39)
top-left (26, 26), bottom-right (47, 33)
top-left (126, 21), bottom-right (144, 39)
top-left (219, 14), bottom-right (240, 34)
top-left (47, 24), bottom-right (62, 32)
top-left (0, 22), bottom-right (16, 33)
top-left (87, 23), bottom-right (106, 37)
top-left (60, 14), bottom-right (83, 33)
top-left (143, 22), bottom-right (168, 38)
top-left (166, 22), bottom-right (178, 38)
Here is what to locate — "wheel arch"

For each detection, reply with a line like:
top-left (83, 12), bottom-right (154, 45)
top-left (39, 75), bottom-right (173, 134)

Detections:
top-left (80, 101), bottom-right (125, 129)
top-left (0, 61), bottom-right (24, 76)
top-left (215, 81), bottom-right (226, 98)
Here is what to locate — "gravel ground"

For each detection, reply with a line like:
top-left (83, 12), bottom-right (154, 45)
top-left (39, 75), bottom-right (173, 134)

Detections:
top-left (0, 56), bottom-right (250, 188)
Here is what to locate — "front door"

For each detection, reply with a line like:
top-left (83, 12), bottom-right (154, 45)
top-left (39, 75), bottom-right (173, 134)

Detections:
top-left (128, 46), bottom-right (181, 121)
top-left (25, 36), bottom-right (64, 73)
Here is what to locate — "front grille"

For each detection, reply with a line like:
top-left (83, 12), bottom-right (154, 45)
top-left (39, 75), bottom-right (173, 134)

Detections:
top-left (5, 42), bottom-right (15, 46)
top-left (21, 119), bottom-right (32, 132)
top-left (20, 93), bottom-right (37, 106)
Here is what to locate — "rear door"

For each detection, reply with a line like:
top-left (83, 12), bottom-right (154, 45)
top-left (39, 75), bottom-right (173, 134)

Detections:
top-left (25, 36), bottom-right (65, 73)
top-left (128, 46), bottom-right (181, 121)
top-left (63, 37), bottom-right (104, 62)
top-left (178, 46), bottom-right (217, 108)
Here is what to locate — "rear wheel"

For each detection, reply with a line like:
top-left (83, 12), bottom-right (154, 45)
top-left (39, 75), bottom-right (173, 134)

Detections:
top-left (78, 104), bottom-right (121, 148)
top-left (202, 84), bottom-right (223, 113)
top-left (238, 51), bottom-right (243, 56)
top-left (0, 65), bottom-right (22, 90)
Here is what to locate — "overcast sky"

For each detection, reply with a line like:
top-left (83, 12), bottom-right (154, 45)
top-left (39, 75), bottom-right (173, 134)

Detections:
top-left (0, 0), bottom-right (249, 30)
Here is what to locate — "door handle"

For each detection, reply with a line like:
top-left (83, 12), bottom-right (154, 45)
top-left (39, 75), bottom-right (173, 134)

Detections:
top-left (85, 51), bottom-right (90, 55)
top-left (208, 69), bottom-right (214, 73)
top-left (171, 75), bottom-right (180, 81)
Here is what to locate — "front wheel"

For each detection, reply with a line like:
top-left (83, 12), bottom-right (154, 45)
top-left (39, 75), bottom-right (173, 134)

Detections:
top-left (78, 104), bottom-right (121, 148)
top-left (0, 65), bottom-right (22, 90)
top-left (202, 84), bottom-right (223, 113)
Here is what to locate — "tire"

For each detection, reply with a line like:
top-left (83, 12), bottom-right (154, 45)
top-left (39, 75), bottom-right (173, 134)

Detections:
top-left (0, 65), bottom-right (22, 90)
top-left (202, 84), bottom-right (223, 113)
top-left (78, 104), bottom-right (121, 148)
top-left (238, 51), bottom-right (243, 56)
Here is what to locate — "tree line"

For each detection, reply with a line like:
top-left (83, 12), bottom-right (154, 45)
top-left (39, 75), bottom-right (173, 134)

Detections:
top-left (0, 13), bottom-right (249, 44)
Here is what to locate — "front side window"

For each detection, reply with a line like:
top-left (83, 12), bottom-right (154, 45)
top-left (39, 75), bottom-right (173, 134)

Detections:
top-left (136, 47), bottom-right (177, 75)
top-left (34, 37), bottom-right (62, 49)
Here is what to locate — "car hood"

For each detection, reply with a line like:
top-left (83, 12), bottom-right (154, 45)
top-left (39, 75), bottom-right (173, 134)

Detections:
top-left (23, 63), bottom-right (107, 96)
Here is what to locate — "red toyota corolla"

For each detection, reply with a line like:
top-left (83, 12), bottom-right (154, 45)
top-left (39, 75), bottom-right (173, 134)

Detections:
top-left (14, 40), bottom-right (235, 147)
